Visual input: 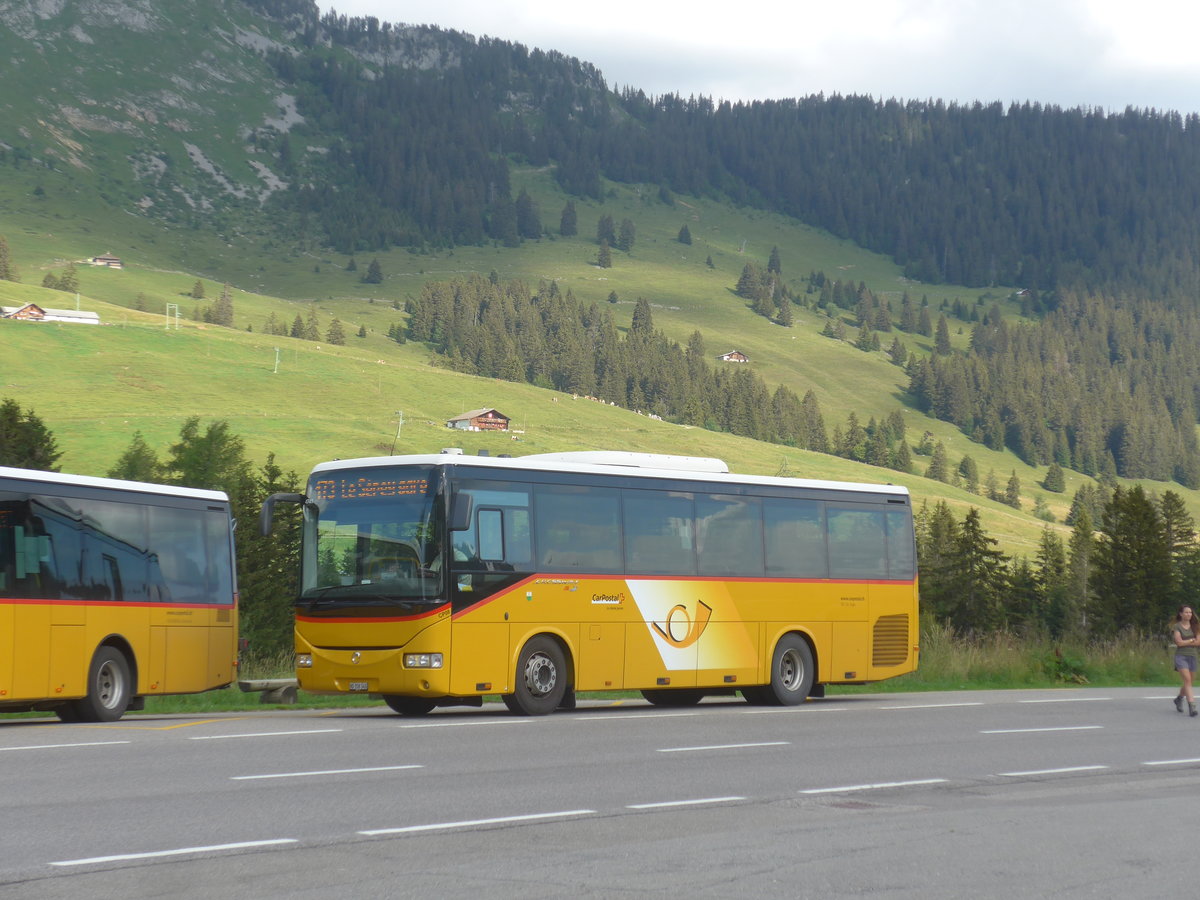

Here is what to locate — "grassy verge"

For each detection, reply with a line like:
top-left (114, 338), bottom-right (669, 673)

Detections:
top-left (2, 626), bottom-right (1177, 721)
top-left (831, 621), bottom-right (1174, 693)
top-left (152, 625), bottom-right (1178, 713)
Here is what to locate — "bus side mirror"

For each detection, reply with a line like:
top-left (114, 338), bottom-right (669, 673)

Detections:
top-left (260, 492), bottom-right (305, 536)
top-left (449, 492), bottom-right (473, 532)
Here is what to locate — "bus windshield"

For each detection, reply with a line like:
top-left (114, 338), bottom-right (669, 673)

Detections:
top-left (302, 466), bottom-right (444, 607)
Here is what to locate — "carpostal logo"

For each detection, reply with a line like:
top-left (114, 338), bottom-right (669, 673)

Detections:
top-left (651, 600), bottom-right (713, 649)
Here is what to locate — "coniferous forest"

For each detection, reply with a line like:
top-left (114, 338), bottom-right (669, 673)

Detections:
top-left (250, 0), bottom-right (1200, 302)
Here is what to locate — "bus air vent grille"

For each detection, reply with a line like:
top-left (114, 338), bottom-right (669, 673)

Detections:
top-left (872, 614), bottom-right (909, 667)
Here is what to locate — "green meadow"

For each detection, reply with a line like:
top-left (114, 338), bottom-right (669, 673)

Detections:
top-left (0, 167), bottom-right (1183, 558)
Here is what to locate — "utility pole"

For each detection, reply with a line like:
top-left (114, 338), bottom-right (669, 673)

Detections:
top-left (390, 410), bottom-right (404, 454)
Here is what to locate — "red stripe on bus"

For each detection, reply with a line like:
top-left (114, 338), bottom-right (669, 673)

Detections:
top-left (449, 574), bottom-right (916, 619)
top-left (0, 597), bottom-right (235, 609)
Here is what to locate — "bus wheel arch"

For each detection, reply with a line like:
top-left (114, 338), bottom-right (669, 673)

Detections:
top-left (503, 633), bottom-right (572, 716)
top-left (61, 642), bottom-right (135, 723)
top-left (747, 631), bottom-right (815, 707)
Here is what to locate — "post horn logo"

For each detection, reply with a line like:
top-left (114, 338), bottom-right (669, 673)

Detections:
top-left (651, 600), bottom-right (713, 649)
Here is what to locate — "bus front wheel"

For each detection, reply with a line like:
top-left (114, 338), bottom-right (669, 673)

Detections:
top-left (759, 634), bottom-right (814, 706)
top-left (503, 636), bottom-right (567, 716)
top-left (383, 695), bottom-right (436, 716)
top-left (62, 646), bottom-right (132, 723)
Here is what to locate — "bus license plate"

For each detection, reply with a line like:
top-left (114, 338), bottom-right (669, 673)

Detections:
top-left (348, 682), bottom-right (369, 692)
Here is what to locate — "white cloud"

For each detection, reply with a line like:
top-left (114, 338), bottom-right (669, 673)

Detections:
top-left (324, 0), bottom-right (1200, 113)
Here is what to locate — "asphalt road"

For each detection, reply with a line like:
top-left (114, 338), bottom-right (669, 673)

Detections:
top-left (2, 687), bottom-right (1198, 898)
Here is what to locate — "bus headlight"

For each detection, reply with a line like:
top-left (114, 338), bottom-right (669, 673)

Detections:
top-left (404, 653), bottom-right (444, 669)
top-left (296, 653), bottom-right (313, 668)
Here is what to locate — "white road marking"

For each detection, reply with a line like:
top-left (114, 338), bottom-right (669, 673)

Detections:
top-left (981, 726), bottom-right (1103, 734)
top-left (658, 741), bottom-right (790, 753)
top-left (0, 741), bottom-right (131, 752)
top-left (396, 720), bottom-right (531, 729)
top-left (51, 839), bottom-right (298, 867)
top-left (1019, 697), bottom-right (1110, 704)
top-left (742, 707), bottom-right (849, 714)
top-left (627, 796), bottom-right (746, 809)
top-left (578, 713), bottom-right (701, 721)
top-left (800, 778), bottom-right (948, 794)
top-left (997, 765), bottom-right (1108, 777)
top-left (1144, 758), bottom-right (1200, 767)
top-left (359, 809), bottom-right (594, 836)
top-left (883, 702), bottom-right (984, 709)
top-left (189, 729), bottom-right (342, 740)
top-left (232, 765), bottom-right (423, 780)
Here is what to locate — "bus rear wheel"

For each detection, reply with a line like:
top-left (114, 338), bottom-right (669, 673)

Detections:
top-left (61, 646), bottom-right (132, 723)
top-left (503, 636), bottom-right (567, 716)
top-left (383, 695), bottom-right (436, 716)
top-left (758, 634), bottom-right (814, 706)
top-left (641, 689), bottom-right (705, 707)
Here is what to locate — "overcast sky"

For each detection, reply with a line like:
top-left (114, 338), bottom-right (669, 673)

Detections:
top-left (322, 0), bottom-right (1200, 115)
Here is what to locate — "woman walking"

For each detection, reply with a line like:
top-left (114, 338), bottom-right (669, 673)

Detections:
top-left (1171, 605), bottom-right (1200, 716)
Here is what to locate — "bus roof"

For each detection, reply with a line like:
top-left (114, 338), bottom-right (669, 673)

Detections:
top-left (0, 465), bottom-right (230, 503)
top-left (309, 450), bottom-right (909, 498)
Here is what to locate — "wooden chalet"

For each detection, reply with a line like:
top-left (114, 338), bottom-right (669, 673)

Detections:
top-left (1, 303), bottom-right (100, 325)
top-left (717, 350), bottom-right (749, 363)
top-left (91, 254), bottom-right (123, 268)
top-left (447, 408), bottom-right (510, 432)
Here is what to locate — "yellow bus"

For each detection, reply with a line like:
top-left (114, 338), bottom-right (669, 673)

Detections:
top-left (262, 450), bottom-right (918, 716)
top-left (0, 466), bottom-right (238, 722)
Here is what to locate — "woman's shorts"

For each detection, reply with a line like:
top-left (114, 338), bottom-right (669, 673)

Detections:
top-left (1176, 654), bottom-right (1197, 672)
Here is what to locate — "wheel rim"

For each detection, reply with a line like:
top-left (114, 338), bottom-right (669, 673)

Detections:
top-left (523, 652), bottom-right (557, 697)
top-left (96, 659), bottom-right (124, 710)
top-left (778, 647), bottom-right (804, 692)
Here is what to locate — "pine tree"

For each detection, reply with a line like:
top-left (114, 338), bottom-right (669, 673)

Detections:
top-left (959, 455), bottom-right (980, 493)
top-left (212, 283), bottom-right (235, 328)
top-left (677, 224), bottom-right (692, 245)
top-left (559, 201), bottom-right (577, 237)
top-left (617, 218), bottom-right (635, 252)
top-left (0, 399), bottom-right (62, 470)
top-left (1091, 486), bottom-right (1171, 635)
top-left (326, 318), bottom-right (346, 345)
top-left (290, 314), bottom-right (305, 338)
top-left (940, 508), bottom-right (1009, 631)
top-left (597, 241), bottom-right (612, 268)
top-left (1004, 471), bottom-right (1022, 509)
top-left (515, 189), bottom-right (541, 239)
top-left (596, 214), bottom-right (615, 246)
top-left (926, 442), bottom-right (950, 482)
top-left (767, 246), bottom-right (782, 276)
top-left (304, 306), bottom-right (321, 341)
top-left (934, 314), bottom-right (953, 355)
top-left (1043, 461), bottom-right (1066, 492)
top-left (162, 417), bottom-right (251, 493)
top-left (0, 234), bottom-right (18, 282)
top-left (1066, 508), bottom-right (1095, 638)
top-left (107, 431), bottom-right (160, 481)
top-left (41, 272), bottom-right (60, 290)
top-left (191, 280), bottom-right (205, 300)
top-left (58, 264), bottom-right (79, 293)
top-left (362, 259), bottom-right (383, 284)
